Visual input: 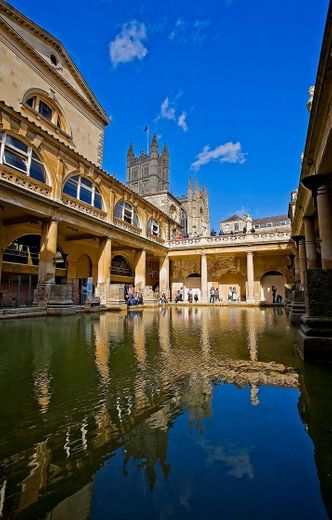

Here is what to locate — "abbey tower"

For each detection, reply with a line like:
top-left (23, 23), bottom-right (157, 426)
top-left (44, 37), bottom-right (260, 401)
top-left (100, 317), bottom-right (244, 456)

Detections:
top-left (126, 134), bottom-right (210, 236)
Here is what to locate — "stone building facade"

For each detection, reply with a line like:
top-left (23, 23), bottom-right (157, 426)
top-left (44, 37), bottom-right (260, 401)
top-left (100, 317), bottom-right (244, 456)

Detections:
top-left (0, 0), bottom-right (294, 314)
top-left (127, 135), bottom-right (210, 237)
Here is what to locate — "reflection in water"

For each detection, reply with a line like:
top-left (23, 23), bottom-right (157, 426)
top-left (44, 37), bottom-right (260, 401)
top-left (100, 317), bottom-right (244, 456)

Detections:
top-left (0, 308), bottom-right (330, 519)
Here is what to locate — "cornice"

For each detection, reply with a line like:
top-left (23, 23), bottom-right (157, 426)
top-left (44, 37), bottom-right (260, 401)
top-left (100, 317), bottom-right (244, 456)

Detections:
top-left (0, 5), bottom-right (110, 125)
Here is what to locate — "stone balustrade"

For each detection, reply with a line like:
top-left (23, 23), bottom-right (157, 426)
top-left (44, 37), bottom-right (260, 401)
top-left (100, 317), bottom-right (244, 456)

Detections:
top-left (113, 216), bottom-right (142, 236)
top-left (166, 231), bottom-right (292, 249)
top-left (0, 164), bottom-right (52, 197)
top-left (62, 193), bottom-right (108, 220)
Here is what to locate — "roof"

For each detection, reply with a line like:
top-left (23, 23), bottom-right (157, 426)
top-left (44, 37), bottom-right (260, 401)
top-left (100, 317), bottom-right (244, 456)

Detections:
top-left (253, 214), bottom-right (290, 225)
top-left (220, 214), bottom-right (243, 223)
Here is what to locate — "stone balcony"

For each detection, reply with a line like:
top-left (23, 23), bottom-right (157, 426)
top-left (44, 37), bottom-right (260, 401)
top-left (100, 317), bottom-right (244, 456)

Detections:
top-left (166, 231), bottom-right (292, 250)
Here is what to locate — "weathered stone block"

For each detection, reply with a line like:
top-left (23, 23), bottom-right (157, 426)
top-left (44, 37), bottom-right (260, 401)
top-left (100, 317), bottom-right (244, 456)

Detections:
top-left (305, 269), bottom-right (332, 317)
top-left (34, 283), bottom-right (73, 307)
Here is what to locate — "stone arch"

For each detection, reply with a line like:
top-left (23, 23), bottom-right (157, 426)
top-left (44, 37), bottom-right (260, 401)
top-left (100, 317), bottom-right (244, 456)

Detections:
top-left (260, 271), bottom-right (286, 303)
top-left (111, 255), bottom-right (134, 283)
top-left (219, 271), bottom-right (245, 302)
top-left (22, 88), bottom-right (71, 135)
top-left (0, 131), bottom-right (51, 186)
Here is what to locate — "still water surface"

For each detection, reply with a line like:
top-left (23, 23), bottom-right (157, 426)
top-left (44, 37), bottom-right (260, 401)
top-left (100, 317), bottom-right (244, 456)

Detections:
top-left (0, 307), bottom-right (331, 519)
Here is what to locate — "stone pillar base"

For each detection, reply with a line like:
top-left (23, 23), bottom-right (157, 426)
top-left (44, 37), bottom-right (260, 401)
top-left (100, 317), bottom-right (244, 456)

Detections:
top-left (299, 315), bottom-right (332, 361)
top-left (142, 286), bottom-right (157, 304)
top-left (289, 288), bottom-right (305, 324)
top-left (34, 283), bottom-right (73, 307)
top-left (246, 297), bottom-right (256, 304)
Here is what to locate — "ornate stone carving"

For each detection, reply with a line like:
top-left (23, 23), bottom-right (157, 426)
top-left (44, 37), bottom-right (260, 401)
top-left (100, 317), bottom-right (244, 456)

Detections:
top-left (0, 164), bottom-right (51, 196)
top-left (172, 258), bottom-right (200, 281)
top-left (62, 193), bottom-right (107, 220)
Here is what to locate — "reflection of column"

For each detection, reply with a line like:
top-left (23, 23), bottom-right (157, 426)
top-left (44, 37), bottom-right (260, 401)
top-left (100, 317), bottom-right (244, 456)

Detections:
top-left (94, 315), bottom-right (110, 384)
top-left (135, 249), bottom-right (146, 289)
top-left (159, 256), bottom-right (170, 296)
top-left (18, 440), bottom-right (50, 512)
top-left (317, 182), bottom-right (332, 268)
top-left (201, 253), bottom-right (208, 303)
top-left (303, 217), bottom-right (317, 269)
top-left (97, 237), bottom-right (112, 285)
top-left (246, 309), bottom-right (259, 406)
top-left (201, 309), bottom-right (210, 354)
top-left (299, 238), bottom-right (306, 286)
top-left (246, 252), bottom-right (255, 303)
top-left (38, 219), bottom-right (58, 283)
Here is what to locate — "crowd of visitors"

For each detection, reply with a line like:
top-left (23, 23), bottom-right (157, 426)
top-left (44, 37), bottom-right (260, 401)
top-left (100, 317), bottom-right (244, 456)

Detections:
top-left (174, 227), bottom-right (257, 240)
top-left (124, 284), bottom-right (144, 306)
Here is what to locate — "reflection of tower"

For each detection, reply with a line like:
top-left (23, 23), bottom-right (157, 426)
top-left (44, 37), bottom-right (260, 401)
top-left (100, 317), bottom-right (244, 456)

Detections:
top-left (181, 373), bottom-right (212, 432)
top-left (246, 308), bottom-right (259, 406)
top-left (122, 409), bottom-right (171, 490)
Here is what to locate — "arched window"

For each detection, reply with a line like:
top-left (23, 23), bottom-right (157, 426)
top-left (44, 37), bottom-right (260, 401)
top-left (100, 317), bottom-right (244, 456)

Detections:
top-left (63, 175), bottom-right (103, 209)
top-left (24, 93), bottom-right (66, 131)
top-left (114, 200), bottom-right (139, 227)
top-left (0, 132), bottom-right (46, 183)
top-left (111, 255), bottom-right (133, 277)
top-left (147, 218), bottom-right (161, 237)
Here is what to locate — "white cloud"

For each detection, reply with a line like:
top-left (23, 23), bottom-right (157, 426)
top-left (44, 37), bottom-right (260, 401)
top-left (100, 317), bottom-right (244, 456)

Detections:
top-left (157, 95), bottom-right (189, 132)
top-left (161, 97), bottom-right (176, 120)
top-left (178, 111), bottom-right (188, 132)
top-left (109, 21), bottom-right (148, 66)
top-left (169, 18), bottom-right (210, 45)
top-left (191, 142), bottom-right (246, 171)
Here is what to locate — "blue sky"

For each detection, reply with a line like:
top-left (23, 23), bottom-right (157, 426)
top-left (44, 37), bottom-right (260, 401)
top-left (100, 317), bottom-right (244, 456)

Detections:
top-left (10, 0), bottom-right (329, 227)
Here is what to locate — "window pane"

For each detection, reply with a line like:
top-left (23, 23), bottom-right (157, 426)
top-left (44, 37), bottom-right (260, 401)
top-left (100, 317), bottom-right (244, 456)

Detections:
top-left (4, 149), bottom-right (28, 172)
top-left (30, 158), bottom-right (45, 182)
top-left (79, 186), bottom-right (92, 205)
top-left (38, 100), bottom-right (53, 121)
top-left (132, 213), bottom-right (138, 227)
top-left (114, 202), bottom-right (123, 218)
top-left (0, 131), bottom-right (3, 141)
top-left (26, 97), bottom-right (35, 108)
top-left (63, 176), bottom-right (78, 198)
top-left (81, 177), bottom-right (92, 188)
top-left (94, 191), bottom-right (102, 209)
top-left (5, 135), bottom-right (28, 153)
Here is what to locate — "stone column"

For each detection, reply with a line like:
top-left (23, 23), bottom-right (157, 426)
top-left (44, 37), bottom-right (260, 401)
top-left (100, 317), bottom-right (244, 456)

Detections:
top-left (294, 245), bottom-right (301, 283)
top-left (97, 237), bottom-right (112, 286)
top-left (298, 238), bottom-right (306, 286)
top-left (303, 217), bottom-right (317, 269)
top-left (246, 251), bottom-right (255, 303)
top-left (317, 181), bottom-right (332, 269)
top-left (135, 249), bottom-right (146, 289)
top-left (201, 253), bottom-right (208, 303)
top-left (38, 219), bottom-right (59, 284)
top-left (159, 255), bottom-right (170, 297)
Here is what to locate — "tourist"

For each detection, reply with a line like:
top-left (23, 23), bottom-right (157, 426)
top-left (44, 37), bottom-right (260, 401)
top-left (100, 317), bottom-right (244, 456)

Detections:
top-left (175, 289), bottom-right (183, 303)
top-left (215, 288), bottom-right (220, 302)
top-left (228, 287), bottom-right (233, 301)
top-left (188, 289), bottom-right (193, 303)
top-left (272, 285), bottom-right (277, 303)
top-left (219, 229), bottom-right (224, 235)
top-left (194, 293), bottom-right (199, 302)
top-left (210, 228), bottom-right (217, 236)
top-left (210, 287), bottom-right (215, 303)
top-left (232, 287), bottom-right (238, 301)
top-left (160, 293), bottom-right (168, 304)
top-left (81, 282), bottom-right (87, 305)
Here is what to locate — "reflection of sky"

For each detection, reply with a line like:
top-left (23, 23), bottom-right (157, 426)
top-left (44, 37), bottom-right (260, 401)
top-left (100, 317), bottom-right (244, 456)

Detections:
top-left (91, 383), bottom-right (326, 520)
